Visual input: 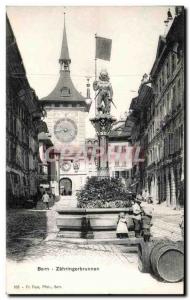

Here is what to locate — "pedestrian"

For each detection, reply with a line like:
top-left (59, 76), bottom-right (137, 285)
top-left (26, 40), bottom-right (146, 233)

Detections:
top-left (116, 212), bottom-right (129, 238)
top-left (132, 199), bottom-right (142, 237)
top-left (132, 198), bottom-right (143, 214)
top-left (179, 210), bottom-right (184, 240)
top-left (136, 193), bottom-right (143, 202)
top-left (42, 190), bottom-right (50, 210)
top-left (141, 208), bottom-right (153, 242)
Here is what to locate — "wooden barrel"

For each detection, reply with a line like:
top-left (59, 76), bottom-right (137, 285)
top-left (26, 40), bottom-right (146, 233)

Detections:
top-left (150, 242), bottom-right (184, 282)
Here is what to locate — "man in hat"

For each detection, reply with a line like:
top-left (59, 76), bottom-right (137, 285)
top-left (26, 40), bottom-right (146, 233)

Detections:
top-left (141, 207), bottom-right (153, 242)
top-left (132, 198), bottom-right (143, 237)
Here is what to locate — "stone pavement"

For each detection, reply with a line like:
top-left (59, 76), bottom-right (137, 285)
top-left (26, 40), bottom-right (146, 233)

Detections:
top-left (54, 195), bottom-right (78, 209)
top-left (141, 201), bottom-right (183, 241)
top-left (6, 203), bottom-right (184, 294)
top-left (7, 227), bottom-right (183, 295)
top-left (7, 207), bottom-right (137, 261)
top-left (7, 199), bottom-right (183, 262)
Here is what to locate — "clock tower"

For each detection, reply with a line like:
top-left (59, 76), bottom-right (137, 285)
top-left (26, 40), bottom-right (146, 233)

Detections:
top-left (40, 15), bottom-right (91, 202)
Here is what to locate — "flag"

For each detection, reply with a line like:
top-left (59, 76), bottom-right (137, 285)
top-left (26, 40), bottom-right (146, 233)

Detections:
top-left (95, 36), bottom-right (112, 61)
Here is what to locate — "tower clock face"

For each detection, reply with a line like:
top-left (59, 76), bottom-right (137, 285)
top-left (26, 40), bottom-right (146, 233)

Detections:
top-left (54, 118), bottom-right (78, 143)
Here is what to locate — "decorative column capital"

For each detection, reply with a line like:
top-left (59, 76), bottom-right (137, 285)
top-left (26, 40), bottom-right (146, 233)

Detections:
top-left (90, 114), bottom-right (116, 136)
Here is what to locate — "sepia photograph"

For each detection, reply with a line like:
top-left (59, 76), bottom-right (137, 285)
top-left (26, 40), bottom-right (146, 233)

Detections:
top-left (6, 5), bottom-right (185, 295)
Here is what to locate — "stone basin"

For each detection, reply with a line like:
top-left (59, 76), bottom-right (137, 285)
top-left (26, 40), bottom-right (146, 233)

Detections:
top-left (56, 208), bottom-right (133, 239)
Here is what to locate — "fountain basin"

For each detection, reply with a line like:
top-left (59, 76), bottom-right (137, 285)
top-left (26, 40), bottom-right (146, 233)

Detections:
top-left (56, 208), bottom-right (132, 239)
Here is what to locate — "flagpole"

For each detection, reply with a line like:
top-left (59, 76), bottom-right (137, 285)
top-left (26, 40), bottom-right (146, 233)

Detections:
top-left (95, 33), bottom-right (97, 114)
top-left (95, 33), bottom-right (97, 80)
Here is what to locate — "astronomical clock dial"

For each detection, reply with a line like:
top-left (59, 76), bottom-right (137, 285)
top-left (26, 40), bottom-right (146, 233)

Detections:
top-left (54, 118), bottom-right (78, 143)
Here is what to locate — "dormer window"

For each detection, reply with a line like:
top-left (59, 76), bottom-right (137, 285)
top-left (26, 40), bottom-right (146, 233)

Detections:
top-left (60, 87), bottom-right (71, 97)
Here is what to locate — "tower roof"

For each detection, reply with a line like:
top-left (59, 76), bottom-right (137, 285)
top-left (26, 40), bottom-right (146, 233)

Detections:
top-left (40, 14), bottom-right (90, 111)
top-left (59, 13), bottom-right (71, 65)
top-left (41, 70), bottom-right (87, 103)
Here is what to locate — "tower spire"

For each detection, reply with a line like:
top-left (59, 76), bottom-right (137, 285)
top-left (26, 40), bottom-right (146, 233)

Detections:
top-left (59, 12), bottom-right (71, 70)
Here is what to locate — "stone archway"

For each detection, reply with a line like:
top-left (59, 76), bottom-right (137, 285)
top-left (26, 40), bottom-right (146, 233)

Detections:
top-left (59, 178), bottom-right (72, 196)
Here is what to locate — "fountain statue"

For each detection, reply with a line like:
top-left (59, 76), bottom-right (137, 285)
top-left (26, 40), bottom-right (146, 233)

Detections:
top-left (90, 70), bottom-right (116, 177)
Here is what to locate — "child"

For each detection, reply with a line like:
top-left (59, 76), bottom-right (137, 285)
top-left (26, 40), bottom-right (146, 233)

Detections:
top-left (42, 191), bottom-right (50, 210)
top-left (116, 212), bottom-right (129, 238)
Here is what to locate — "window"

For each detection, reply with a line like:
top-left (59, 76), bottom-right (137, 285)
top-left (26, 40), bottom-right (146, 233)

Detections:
top-left (166, 92), bottom-right (170, 113)
top-left (115, 161), bottom-right (119, 167)
top-left (159, 78), bottom-right (162, 92)
top-left (115, 171), bottom-right (119, 178)
top-left (171, 54), bottom-right (176, 73)
top-left (161, 70), bottom-right (165, 87)
top-left (156, 83), bottom-right (159, 95)
top-left (180, 125), bottom-right (183, 149)
top-left (122, 160), bottom-right (126, 167)
top-left (121, 145), bottom-right (126, 153)
top-left (157, 80), bottom-right (160, 94)
top-left (178, 78), bottom-right (181, 89)
top-left (174, 128), bottom-right (180, 152)
top-left (177, 42), bottom-right (182, 62)
top-left (177, 79), bottom-right (181, 106)
top-left (164, 136), bottom-right (169, 158)
top-left (121, 171), bottom-right (126, 178)
top-left (61, 87), bottom-right (71, 97)
top-left (169, 133), bottom-right (174, 155)
top-left (173, 85), bottom-right (176, 108)
top-left (158, 144), bottom-right (161, 161)
top-left (114, 145), bottom-right (119, 152)
top-left (160, 105), bottom-right (162, 118)
top-left (166, 61), bottom-right (170, 79)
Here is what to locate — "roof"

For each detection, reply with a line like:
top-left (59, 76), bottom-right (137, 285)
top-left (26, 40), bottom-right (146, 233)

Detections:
top-left (129, 85), bottom-right (153, 111)
top-left (59, 16), bottom-right (71, 64)
top-left (155, 36), bottom-right (167, 60)
top-left (109, 123), bottom-right (131, 140)
top-left (40, 15), bottom-right (89, 110)
top-left (38, 132), bottom-right (53, 146)
top-left (6, 15), bottom-right (42, 114)
top-left (150, 11), bottom-right (184, 76)
top-left (40, 70), bottom-right (86, 104)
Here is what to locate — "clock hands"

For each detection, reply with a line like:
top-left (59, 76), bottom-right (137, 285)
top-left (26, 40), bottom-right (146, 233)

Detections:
top-left (55, 129), bottom-right (73, 135)
top-left (54, 118), bottom-right (77, 142)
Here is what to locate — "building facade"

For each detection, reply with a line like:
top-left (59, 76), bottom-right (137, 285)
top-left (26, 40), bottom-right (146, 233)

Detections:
top-left (125, 8), bottom-right (184, 207)
top-left (108, 119), bottom-right (132, 185)
top-left (39, 19), bottom-right (91, 199)
top-left (125, 80), bottom-right (154, 196)
top-left (6, 16), bottom-right (45, 207)
top-left (147, 9), bottom-right (184, 207)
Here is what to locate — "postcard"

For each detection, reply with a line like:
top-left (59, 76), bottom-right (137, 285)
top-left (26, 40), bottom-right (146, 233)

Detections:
top-left (6, 6), bottom-right (185, 295)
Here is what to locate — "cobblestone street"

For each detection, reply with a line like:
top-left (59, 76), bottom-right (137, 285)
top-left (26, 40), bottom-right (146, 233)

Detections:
top-left (7, 200), bottom-right (182, 262)
top-left (7, 206), bottom-right (137, 262)
top-left (6, 203), bottom-right (183, 294)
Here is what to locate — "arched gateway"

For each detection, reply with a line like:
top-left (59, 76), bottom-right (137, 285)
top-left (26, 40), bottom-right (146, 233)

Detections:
top-left (59, 178), bottom-right (72, 196)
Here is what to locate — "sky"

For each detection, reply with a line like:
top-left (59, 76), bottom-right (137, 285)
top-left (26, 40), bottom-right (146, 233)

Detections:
top-left (6, 6), bottom-right (175, 137)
